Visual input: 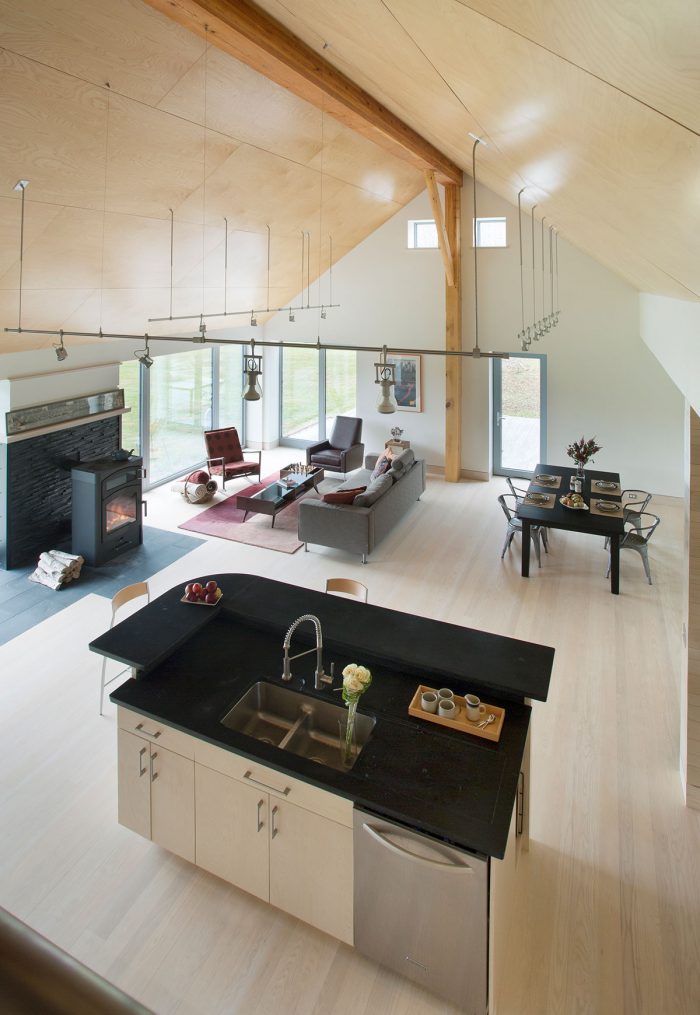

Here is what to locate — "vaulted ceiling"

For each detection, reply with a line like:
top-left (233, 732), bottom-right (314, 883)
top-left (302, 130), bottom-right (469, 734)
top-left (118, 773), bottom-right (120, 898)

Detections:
top-left (1, 0), bottom-right (699, 355)
top-left (0, 0), bottom-right (424, 352)
top-left (252, 0), bottom-right (700, 302)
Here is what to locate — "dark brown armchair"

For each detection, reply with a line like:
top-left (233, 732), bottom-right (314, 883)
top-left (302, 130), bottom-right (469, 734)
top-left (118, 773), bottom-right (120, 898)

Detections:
top-left (306, 416), bottom-right (364, 475)
top-left (204, 427), bottom-right (261, 491)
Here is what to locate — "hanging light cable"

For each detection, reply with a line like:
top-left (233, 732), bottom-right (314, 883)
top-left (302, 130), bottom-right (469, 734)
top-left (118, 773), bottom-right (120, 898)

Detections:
top-left (541, 217), bottom-right (550, 334)
top-left (531, 203), bottom-right (539, 340)
top-left (13, 179), bottom-right (29, 332)
top-left (548, 224), bottom-right (555, 329)
top-left (517, 188), bottom-right (530, 351)
top-left (472, 136), bottom-right (483, 356)
top-left (554, 229), bottom-right (561, 324)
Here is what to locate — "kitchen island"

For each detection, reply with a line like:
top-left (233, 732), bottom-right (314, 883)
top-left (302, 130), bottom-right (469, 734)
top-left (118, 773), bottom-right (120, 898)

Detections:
top-left (91, 573), bottom-right (554, 1013)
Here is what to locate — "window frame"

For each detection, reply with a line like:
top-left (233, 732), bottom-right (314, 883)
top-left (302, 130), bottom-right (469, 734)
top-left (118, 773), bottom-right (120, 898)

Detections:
top-left (473, 216), bottom-right (508, 248)
top-left (407, 218), bottom-right (439, 250)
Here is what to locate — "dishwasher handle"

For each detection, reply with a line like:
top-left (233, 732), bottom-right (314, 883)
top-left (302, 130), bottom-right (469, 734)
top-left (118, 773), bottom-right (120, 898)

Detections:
top-left (362, 823), bottom-right (473, 872)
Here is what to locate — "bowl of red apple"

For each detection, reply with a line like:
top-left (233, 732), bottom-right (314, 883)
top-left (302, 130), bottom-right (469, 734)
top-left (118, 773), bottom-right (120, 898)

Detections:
top-left (181, 579), bottom-right (222, 606)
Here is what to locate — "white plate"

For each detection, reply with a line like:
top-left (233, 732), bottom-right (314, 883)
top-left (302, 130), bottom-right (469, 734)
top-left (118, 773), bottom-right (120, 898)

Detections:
top-left (595, 500), bottom-right (619, 512)
top-left (595, 480), bottom-right (617, 490)
top-left (526, 493), bottom-right (550, 504)
top-left (535, 474), bottom-right (557, 483)
top-left (559, 496), bottom-right (589, 511)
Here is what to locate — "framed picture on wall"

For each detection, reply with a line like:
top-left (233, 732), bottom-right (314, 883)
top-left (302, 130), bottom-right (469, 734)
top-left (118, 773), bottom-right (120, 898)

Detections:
top-left (387, 354), bottom-right (422, 412)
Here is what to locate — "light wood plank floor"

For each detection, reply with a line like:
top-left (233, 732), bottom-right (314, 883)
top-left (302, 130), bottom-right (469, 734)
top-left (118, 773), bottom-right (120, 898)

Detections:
top-left (1, 452), bottom-right (698, 1014)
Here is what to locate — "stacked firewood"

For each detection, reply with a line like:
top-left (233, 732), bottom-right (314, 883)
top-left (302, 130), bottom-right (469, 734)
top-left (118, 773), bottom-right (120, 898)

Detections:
top-left (28, 550), bottom-right (85, 590)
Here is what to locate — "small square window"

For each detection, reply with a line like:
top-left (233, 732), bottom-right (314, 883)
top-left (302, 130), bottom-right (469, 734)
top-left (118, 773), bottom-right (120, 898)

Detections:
top-left (474, 217), bottom-right (507, 247)
top-left (407, 219), bottom-right (438, 249)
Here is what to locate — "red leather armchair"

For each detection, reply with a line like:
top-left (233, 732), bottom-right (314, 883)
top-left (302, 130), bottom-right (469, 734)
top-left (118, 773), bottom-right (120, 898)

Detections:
top-left (204, 427), bottom-right (261, 491)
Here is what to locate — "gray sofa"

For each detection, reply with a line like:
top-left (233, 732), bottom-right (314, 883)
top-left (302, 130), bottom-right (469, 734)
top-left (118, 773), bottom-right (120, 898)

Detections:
top-left (298, 449), bottom-right (426, 563)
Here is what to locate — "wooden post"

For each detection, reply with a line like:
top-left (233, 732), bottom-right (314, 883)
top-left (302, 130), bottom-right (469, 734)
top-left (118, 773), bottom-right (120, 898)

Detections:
top-left (444, 183), bottom-right (462, 483)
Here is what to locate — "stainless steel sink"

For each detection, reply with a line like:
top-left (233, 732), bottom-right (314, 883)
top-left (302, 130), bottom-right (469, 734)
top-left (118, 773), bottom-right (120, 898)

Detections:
top-left (221, 681), bottom-right (375, 771)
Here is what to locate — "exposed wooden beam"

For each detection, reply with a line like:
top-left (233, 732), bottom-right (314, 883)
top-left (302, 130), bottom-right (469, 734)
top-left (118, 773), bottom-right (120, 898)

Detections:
top-left (144, 0), bottom-right (462, 186)
top-left (424, 170), bottom-right (454, 288)
top-left (444, 183), bottom-right (462, 482)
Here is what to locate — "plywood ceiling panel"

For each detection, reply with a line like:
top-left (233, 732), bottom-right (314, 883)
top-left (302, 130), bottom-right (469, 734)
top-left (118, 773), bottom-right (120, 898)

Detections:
top-left (0, 0), bottom-right (424, 351)
top-left (255, 0), bottom-right (700, 300)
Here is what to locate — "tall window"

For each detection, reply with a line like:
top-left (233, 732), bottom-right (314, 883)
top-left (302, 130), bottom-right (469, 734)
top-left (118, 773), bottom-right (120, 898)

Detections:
top-left (407, 219), bottom-right (438, 249)
top-left (325, 350), bottom-right (356, 430)
top-left (119, 360), bottom-right (141, 455)
top-left (218, 345), bottom-right (244, 430)
top-left (149, 349), bottom-right (213, 484)
top-left (281, 347), bottom-right (319, 440)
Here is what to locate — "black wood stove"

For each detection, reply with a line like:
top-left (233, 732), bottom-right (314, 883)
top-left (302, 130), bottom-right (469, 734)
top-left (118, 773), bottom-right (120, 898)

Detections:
top-left (71, 456), bottom-right (144, 565)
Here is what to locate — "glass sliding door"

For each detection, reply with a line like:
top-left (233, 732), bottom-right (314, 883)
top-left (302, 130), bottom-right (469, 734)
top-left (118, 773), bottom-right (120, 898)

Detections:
top-left (149, 349), bottom-right (213, 484)
top-left (218, 345), bottom-right (244, 434)
top-left (325, 349), bottom-right (356, 433)
top-left (493, 354), bottom-right (546, 476)
top-left (281, 347), bottom-right (319, 442)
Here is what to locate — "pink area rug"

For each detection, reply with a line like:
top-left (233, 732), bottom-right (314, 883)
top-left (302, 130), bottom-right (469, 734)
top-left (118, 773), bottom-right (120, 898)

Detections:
top-left (178, 472), bottom-right (306, 554)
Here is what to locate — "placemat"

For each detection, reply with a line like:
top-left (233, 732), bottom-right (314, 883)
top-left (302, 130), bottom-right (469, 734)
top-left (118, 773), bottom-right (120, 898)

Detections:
top-left (532, 473), bottom-right (562, 489)
top-left (522, 491), bottom-right (556, 509)
top-left (591, 479), bottom-right (621, 496)
top-left (589, 498), bottom-right (623, 518)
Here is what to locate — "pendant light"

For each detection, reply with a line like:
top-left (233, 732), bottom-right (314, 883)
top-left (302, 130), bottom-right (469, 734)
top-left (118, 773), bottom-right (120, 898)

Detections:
top-left (517, 188), bottom-right (531, 351)
top-left (374, 345), bottom-right (396, 414)
top-left (54, 330), bottom-right (68, 362)
top-left (243, 338), bottom-right (262, 400)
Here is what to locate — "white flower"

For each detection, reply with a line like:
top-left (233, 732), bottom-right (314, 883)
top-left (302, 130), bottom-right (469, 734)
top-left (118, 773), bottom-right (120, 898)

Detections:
top-left (342, 663), bottom-right (372, 699)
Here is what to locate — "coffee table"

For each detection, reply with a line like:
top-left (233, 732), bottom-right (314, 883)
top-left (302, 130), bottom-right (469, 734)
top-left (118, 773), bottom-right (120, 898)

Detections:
top-left (236, 466), bottom-right (324, 527)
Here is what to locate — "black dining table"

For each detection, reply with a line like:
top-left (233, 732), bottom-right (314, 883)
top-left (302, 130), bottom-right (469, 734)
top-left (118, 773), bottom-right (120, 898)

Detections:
top-left (516, 463), bottom-right (625, 594)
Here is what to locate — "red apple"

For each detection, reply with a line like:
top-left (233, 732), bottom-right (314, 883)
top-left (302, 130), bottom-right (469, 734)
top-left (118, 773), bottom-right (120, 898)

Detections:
top-left (205, 592), bottom-right (217, 604)
top-left (184, 583), bottom-right (194, 597)
top-left (206, 580), bottom-right (217, 594)
top-left (187, 592), bottom-right (197, 602)
top-left (192, 582), bottom-right (203, 596)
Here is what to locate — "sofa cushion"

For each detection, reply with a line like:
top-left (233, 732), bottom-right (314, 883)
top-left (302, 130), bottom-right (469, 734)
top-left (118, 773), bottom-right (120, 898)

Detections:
top-left (322, 485), bottom-right (366, 505)
top-left (370, 451), bottom-right (393, 481)
top-left (389, 448), bottom-right (415, 477)
top-left (354, 473), bottom-right (393, 506)
top-left (309, 448), bottom-right (343, 468)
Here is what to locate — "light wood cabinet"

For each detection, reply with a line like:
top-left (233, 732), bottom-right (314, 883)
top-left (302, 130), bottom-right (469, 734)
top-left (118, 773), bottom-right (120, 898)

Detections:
top-left (195, 764), bottom-right (269, 901)
top-left (269, 798), bottom-right (353, 945)
top-left (117, 719), bottom-right (195, 863)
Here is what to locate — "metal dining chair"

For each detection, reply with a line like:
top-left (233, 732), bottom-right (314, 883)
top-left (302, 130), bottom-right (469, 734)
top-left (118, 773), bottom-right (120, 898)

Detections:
top-left (99, 581), bottom-right (150, 714)
top-left (325, 578), bottom-right (368, 603)
top-left (504, 480), bottom-right (549, 552)
top-left (604, 489), bottom-right (652, 548)
top-left (606, 512), bottom-right (660, 585)
top-left (497, 494), bottom-right (545, 568)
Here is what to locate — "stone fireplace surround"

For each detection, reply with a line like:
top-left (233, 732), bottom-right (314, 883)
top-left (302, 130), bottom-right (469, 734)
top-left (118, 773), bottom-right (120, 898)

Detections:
top-left (0, 416), bottom-right (120, 569)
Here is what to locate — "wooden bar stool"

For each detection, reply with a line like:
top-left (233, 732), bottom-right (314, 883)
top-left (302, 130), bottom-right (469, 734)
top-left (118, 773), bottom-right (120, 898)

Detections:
top-left (325, 578), bottom-right (368, 603)
top-left (99, 581), bottom-right (150, 714)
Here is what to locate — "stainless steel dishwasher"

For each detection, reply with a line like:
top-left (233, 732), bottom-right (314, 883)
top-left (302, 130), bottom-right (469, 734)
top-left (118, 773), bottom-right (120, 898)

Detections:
top-left (353, 808), bottom-right (488, 1014)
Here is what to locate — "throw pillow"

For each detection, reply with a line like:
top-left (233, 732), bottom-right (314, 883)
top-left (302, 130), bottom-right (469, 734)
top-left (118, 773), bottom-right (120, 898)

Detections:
top-left (370, 451), bottom-right (393, 481)
top-left (389, 448), bottom-right (415, 476)
top-left (187, 470), bottom-right (210, 484)
top-left (354, 473), bottom-right (393, 506)
top-left (323, 485), bottom-right (366, 505)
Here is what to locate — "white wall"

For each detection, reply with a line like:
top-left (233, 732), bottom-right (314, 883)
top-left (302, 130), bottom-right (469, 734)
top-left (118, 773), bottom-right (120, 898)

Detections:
top-left (640, 294), bottom-right (700, 416)
top-left (264, 192), bottom-right (447, 465)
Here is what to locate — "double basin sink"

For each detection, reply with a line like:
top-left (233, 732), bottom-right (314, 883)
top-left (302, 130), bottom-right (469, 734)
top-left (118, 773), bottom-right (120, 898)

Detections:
top-left (221, 681), bottom-right (375, 772)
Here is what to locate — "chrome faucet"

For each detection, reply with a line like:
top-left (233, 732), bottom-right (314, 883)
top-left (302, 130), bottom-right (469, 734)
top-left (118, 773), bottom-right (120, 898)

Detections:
top-left (281, 614), bottom-right (332, 691)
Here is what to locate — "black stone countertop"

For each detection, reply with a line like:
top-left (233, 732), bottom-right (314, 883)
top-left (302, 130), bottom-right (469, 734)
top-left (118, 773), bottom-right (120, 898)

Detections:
top-left (95, 574), bottom-right (555, 859)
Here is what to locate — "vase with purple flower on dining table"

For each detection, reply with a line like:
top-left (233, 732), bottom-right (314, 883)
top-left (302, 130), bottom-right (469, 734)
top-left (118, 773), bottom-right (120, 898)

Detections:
top-left (566, 436), bottom-right (602, 482)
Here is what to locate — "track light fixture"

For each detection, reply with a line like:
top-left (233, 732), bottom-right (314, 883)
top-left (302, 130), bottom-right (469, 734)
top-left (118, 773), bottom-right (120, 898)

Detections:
top-left (250, 310), bottom-right (257, 327)
top-left (243, 339), bottom-right (263, 401)
top-left (374, 345), bottom-right (397, 414)
top-left (54, 331), bottom-right (68, 362)
top-left (288, 308), bottom-right (295, 323)
top-left (135, 336), bottom-right (153, 369)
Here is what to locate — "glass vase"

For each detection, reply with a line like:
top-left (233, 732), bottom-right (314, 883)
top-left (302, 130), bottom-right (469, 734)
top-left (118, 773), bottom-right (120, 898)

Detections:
top-left (340, 700), bottom-right (358, 768)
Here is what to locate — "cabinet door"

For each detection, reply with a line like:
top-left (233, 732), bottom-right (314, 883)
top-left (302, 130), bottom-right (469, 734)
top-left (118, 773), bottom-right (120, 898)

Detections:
top-left (270, 800), bottom-right (353, 945)
top-left (117, 729), bottom-right (151, 839)
top-left (195, 765), bottom-right (269, 902)
top-left (150, 746), bottom-right (195, 862)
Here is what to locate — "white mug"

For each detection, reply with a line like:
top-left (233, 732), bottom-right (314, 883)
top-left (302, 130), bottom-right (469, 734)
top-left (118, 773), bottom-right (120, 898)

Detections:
top-left (465, 694), bottom-right (485, 722)
top-left (438, 699), bottom-right (456, 718)
top-left (421, 691), bottom-right (438, 714)
top-left (437, 688), bottom-right (454, 701)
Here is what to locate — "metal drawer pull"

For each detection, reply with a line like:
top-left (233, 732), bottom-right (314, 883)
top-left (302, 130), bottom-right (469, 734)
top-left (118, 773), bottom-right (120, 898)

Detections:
top-left (138, 746), bottom-right (147, 777)
top-left (150, 752), bottom-right (158, 782)
top-left (135, 723), bottom-right (161, 739)
top-left (256, 799), bottom-right (265, 833)
top-left (243, 771), bottom-right (291, 796)
top-left (363, 824), bottom-right (473, 872)
top-left (271, 805), bottom-right (279, 839)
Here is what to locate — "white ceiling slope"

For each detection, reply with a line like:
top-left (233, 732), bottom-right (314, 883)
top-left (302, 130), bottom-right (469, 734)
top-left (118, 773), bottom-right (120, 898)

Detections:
top-left (257, 0), bottom-right (700, 301)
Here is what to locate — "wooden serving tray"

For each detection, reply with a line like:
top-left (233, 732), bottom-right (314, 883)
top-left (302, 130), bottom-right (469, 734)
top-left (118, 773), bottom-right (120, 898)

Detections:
top-left (408, 685), bottom-right (505, 742)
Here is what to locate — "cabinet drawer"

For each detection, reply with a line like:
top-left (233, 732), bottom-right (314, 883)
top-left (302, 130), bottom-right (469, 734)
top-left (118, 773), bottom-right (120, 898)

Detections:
top-left (117, 707), bottom-right (197, 760)
top-left (194, 739), bottom-right (353, 828)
